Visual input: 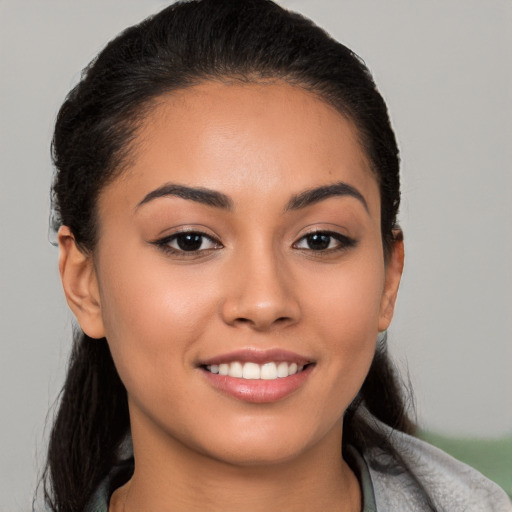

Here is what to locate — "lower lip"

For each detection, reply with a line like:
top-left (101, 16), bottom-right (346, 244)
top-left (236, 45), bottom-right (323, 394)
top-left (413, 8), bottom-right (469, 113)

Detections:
top-left (200, 365), bottom-right (314, 403)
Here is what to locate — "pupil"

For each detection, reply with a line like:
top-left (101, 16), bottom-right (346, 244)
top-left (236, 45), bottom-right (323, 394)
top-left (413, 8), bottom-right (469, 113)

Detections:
top-left (308, 233), bottom-right (330, 250)
top-left (177, 233), bottom-right (202, 251)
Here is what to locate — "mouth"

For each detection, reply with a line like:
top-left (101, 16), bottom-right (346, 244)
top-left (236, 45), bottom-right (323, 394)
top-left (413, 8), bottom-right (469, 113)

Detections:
top-left (203, 361), bottom-right (310, 380)
top-left (198, 349), bottom-right (315, 403)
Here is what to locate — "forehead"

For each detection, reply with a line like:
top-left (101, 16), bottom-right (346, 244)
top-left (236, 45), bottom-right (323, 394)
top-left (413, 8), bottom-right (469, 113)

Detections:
top-left (103, 80), bottom-right (379, 214)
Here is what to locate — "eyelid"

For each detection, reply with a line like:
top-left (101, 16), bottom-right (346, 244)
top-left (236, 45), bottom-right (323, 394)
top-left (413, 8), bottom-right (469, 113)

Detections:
top-left (151, 227), bottom-right (223, 256)
top-left (292, 229), bottom-right (357, 252)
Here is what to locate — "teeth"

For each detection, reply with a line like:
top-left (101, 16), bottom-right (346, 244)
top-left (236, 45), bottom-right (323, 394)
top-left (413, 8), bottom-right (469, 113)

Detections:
top-left (260, 362), bottom-right (277, 380)
top-left (242, 362), bottom-right (260, 379)
top-left (206, 361), bottom-right (306, 380)
top-left (229, 361), bottom-right (243, 378)
top-left (276, 362), bottom-right (289, 378)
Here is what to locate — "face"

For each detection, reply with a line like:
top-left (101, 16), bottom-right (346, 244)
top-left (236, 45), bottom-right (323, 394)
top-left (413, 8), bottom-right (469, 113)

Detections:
top-left (65, 81), bottom-right (402, 467)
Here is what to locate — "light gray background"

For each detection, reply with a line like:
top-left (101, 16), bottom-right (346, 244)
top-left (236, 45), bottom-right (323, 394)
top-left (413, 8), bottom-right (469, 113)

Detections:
top-left (1, 0), bottom-right (511, 510)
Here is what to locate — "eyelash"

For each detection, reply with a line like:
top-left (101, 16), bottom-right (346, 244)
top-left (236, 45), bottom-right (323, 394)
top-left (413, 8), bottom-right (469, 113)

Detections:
top-left (152, 230), bottom-right (357, 257)
top-left (293, 230), bottom-right (357, 253)
top-left (152, 230), bottom-right (223, 256)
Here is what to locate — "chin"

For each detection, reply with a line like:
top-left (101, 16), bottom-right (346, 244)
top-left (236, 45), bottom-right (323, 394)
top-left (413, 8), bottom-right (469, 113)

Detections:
top-left (202, 438), bottom-right (314, 468)
top-left (187, 415), bottom-right (341, 469)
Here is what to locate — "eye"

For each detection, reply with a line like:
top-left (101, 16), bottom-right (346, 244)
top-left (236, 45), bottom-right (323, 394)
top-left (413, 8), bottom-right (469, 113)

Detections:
top-left (153, 231), bottom-right (222, 254)
top-left (293, 231), bottom-right (356, 252)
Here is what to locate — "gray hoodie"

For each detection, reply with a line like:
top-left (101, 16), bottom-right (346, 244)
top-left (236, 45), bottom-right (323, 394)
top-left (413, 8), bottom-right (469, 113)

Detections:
top-left (354, 410), bottom-right (511, 511)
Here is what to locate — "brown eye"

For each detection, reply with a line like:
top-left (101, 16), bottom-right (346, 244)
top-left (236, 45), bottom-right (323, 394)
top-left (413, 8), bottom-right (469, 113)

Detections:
top-left (304, 233), bottom-right (332, 250)
top-left (154, 231), bottom-right (222, 254)
top-left (294, 231), bottom-right (357, 252)
top-left (175, 233), bottom-right (205, 251)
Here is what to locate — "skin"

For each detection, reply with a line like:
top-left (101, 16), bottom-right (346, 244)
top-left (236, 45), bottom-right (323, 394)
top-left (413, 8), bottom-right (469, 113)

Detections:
top-left (59, 81), bottom-right (404, 512)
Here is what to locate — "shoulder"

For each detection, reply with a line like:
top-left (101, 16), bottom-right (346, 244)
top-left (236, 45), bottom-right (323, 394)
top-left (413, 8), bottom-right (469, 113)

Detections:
top-left (360, 413), bottom-right (512, 512)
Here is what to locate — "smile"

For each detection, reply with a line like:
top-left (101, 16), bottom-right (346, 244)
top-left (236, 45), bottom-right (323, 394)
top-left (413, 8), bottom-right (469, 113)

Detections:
top-left (205, 361), bottom-right (305, 380)
top-left (200, 349), bottom-right (315, 403)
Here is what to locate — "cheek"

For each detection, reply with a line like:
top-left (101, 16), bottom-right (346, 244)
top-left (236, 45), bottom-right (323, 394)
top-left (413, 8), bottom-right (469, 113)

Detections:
top-left (95, 248), bottom-right (219, 389)
top-left (304, 250), bottom-right (385, 339)
top-left (300, 248), bottom-right (385, 394)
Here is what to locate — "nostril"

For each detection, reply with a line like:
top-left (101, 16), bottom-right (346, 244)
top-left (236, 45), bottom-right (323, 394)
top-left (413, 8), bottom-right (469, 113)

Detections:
top-left (232, 316), bottom-right (292, 328)
top-left (221, 291), bottom-right (301, 330)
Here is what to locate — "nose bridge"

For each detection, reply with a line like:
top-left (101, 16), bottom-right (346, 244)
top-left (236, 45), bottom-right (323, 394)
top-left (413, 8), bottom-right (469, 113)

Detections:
top-left (221, 236), bottom-right (300, 330)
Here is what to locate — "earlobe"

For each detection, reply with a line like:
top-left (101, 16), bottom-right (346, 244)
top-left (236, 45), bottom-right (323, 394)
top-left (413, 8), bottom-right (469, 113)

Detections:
top-left (378, 236), bottom-right (404, 332)
top-left (58, 226), bottom-right (106, 339)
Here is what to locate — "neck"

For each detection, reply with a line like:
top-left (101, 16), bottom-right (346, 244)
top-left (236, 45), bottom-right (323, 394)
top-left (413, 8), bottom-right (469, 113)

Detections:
top-left (112, 414), bottom-right (361, 512)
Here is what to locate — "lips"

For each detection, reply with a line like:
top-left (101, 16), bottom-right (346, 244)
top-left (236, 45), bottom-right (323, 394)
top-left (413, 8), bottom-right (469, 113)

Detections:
top-left (199, 349), bottom-right (315, 403)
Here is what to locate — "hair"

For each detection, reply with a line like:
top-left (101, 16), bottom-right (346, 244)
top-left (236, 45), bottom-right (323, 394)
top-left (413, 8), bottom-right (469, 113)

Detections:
top-left (43, 1), bottom-right (414, 510)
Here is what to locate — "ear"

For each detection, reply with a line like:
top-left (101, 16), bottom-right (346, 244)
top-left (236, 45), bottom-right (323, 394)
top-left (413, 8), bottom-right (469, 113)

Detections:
top-left (58, 226), bottom-right (106, 339)
top-left (378, 233), bottom-right (404, 332)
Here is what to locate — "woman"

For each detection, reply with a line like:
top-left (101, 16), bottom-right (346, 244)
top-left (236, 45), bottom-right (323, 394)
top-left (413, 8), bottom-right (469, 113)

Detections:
top-left (44, 1), bottom-right (511, 511)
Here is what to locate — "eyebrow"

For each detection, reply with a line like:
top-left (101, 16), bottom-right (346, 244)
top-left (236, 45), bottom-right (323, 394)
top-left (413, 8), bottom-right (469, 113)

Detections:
top-left (136, 183), bottom-right (233, 210)
top-left (285, 181), bottom-right (369, 212)
top-left (136, 180), bottom-right (368, 214)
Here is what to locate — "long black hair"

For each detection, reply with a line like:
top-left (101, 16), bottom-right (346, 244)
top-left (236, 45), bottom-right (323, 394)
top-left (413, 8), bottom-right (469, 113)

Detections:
top-left (44, 1), bottom-right (414, 510)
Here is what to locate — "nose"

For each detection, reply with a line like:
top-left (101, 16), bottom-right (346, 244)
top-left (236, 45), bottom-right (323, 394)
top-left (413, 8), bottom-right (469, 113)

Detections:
top-left (220, 245), bottom-right (301, 331)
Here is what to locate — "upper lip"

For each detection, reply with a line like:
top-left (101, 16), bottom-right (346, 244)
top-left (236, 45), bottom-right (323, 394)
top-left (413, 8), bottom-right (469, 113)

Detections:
top-left (199, 348), bottom-right (313, 367)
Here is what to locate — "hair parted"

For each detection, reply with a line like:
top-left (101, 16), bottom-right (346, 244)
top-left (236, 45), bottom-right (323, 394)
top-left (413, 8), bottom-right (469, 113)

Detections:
top-left (43, 1), bottom-right (412, 511)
